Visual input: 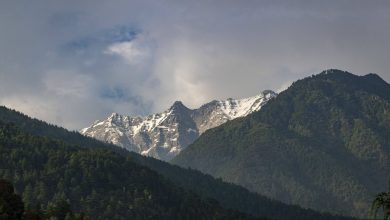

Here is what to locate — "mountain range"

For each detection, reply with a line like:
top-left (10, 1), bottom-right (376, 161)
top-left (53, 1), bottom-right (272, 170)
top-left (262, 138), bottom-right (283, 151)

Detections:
top-left (173, 69), bottom-right (390, 218)
top-left (1, 69), bottom-right (386, 219)
top-left (81, 90), bottom-right (277, 160)
top-left (0, 105), bottom-right (354, 220)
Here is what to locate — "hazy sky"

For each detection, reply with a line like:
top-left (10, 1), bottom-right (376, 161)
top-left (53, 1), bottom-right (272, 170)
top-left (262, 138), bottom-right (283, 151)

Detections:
top-left (1, 0), bottom-right (389, 129)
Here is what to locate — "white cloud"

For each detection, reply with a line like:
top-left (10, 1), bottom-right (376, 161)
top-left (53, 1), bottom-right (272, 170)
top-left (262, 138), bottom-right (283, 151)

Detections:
top-left (104, 35), bottom-right (151, 65)
top-left (105, 41), bottom-right (144, 64)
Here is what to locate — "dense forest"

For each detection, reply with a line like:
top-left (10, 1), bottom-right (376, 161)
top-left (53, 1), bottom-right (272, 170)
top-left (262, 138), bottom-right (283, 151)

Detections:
top-left (131, 153), bottom-right (356, 220)
top-left (173, 70), bottom-right (390, 218)
top-left (0, 104), bottom-right (355, 219)
top-left (0, 121), bottom-right (256, 219)
top-left (0, 178), bottom-right (90, 220)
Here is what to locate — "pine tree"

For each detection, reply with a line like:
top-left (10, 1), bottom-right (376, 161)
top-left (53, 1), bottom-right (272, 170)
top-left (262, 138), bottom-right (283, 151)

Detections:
top-left (371, 182), bottom-right (390, 220)
top-left (0, 179), bottom-right (24, 220)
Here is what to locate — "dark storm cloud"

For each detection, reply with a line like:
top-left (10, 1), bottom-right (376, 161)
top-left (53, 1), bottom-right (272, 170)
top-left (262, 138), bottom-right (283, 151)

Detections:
top-left (0, 0), bottom-right (389, 129)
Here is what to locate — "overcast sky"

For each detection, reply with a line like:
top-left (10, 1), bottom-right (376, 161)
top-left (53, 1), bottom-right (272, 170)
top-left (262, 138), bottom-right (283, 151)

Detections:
top-left (0, 0), bottom-right (389, 130)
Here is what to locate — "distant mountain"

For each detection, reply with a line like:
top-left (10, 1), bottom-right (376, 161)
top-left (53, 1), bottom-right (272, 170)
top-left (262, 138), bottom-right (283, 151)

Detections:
top-left (173, 69), bottom-right (390, 218)
top-left (81, 90), bottom-right (277, 160)
top-left (0, 106), bottom-right (354, 220)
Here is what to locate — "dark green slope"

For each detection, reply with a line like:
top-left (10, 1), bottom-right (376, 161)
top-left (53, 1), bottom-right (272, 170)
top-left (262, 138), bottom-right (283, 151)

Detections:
top-left (0, 121), bottom-right (256, 219)
top-left (0, 106), bottom-right (109, 149)
top-left (0, 106), bottom-right (354, 219)
top-left (130, 153), bottom-right (355, 220)
top-left (173, 69), bottom-right (390, 218)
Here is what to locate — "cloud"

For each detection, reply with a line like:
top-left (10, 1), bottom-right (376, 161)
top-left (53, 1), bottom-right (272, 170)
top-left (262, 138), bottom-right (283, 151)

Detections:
top-left (0, 0), bottom-right (389, 129)
top-left (104, 35), bottom-right (150, 65)
top-left (105, 41), bottom-right (143, 63)
top-left (43, 70), bottom-right (95, 98)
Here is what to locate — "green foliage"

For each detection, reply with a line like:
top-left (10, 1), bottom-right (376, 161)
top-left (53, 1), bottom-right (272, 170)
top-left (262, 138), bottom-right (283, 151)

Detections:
top-left (46, 199), bottom-right (73, 220)
top-left (131, 153), bottom-right (354, 220)
top-left (0, 121), bottom-right (256, 220)
top-left (0, 179), bottom-right (90, 220)
top-left (0, 106), bottom-right (106, 150)
top-left (173, 70), bottom-right (390, 218)
top-left (0, 179), bottom-right (24, 220)
top-left (0, 103), bottom-right (355, 220)
top-left (371, 182), bottom-right (390, 220)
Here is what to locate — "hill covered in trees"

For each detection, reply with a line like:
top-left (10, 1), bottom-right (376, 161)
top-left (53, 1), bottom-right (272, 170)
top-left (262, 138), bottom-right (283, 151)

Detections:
top-left (0, 104), bottom-right (355, 219)
top-left (173, 70), bottom-right (390, 218)
top-left (0, 120), bottom-right (257, 219)
top-left (0, 178), bottom-right (91, 220)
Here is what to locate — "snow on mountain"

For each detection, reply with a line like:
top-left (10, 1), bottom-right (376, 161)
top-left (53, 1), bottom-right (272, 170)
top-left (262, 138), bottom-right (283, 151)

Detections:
top-left (80, 90), bottom-right (277, 161)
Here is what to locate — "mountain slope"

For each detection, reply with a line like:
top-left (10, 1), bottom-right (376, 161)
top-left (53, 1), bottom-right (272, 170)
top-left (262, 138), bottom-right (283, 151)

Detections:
top-left (81, 90), bottom-right (276, 160)
top-left (173, 69), bottom-right (390, 218)
top-left (0, 116), bottom-right (257, 219)
top-left (0, 106), bottom-right (354, 220)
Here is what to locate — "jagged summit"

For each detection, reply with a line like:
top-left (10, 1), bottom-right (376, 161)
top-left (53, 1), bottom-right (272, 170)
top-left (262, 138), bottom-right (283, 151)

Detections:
top-left (110, 112), bottom-right (119, 117)
top-left (80, 90), bottom-right (277, 160)
top-left (169, 100), bottom-right (190, 113)
top-left (171, 100), bottom-right (186, 107)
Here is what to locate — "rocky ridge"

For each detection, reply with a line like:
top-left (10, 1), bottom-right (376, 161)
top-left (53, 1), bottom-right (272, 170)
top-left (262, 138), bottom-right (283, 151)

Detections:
top-left (80, 90), bottom-right (277, 160)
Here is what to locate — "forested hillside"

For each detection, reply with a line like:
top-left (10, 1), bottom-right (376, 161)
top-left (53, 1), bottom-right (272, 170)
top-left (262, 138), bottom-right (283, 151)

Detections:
top-left (0, 121), bottom-right (256, 219)
top-left (173, 70), bottom-right (390, 218)
top-left (0, 106), bottom-right (354, 219)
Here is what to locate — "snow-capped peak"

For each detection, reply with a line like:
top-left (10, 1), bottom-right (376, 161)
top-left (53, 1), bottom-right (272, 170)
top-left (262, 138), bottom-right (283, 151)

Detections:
top-left (80, 90), bottom-right (276, 161)
top-left (216, 90), bottom-right (277, 120)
